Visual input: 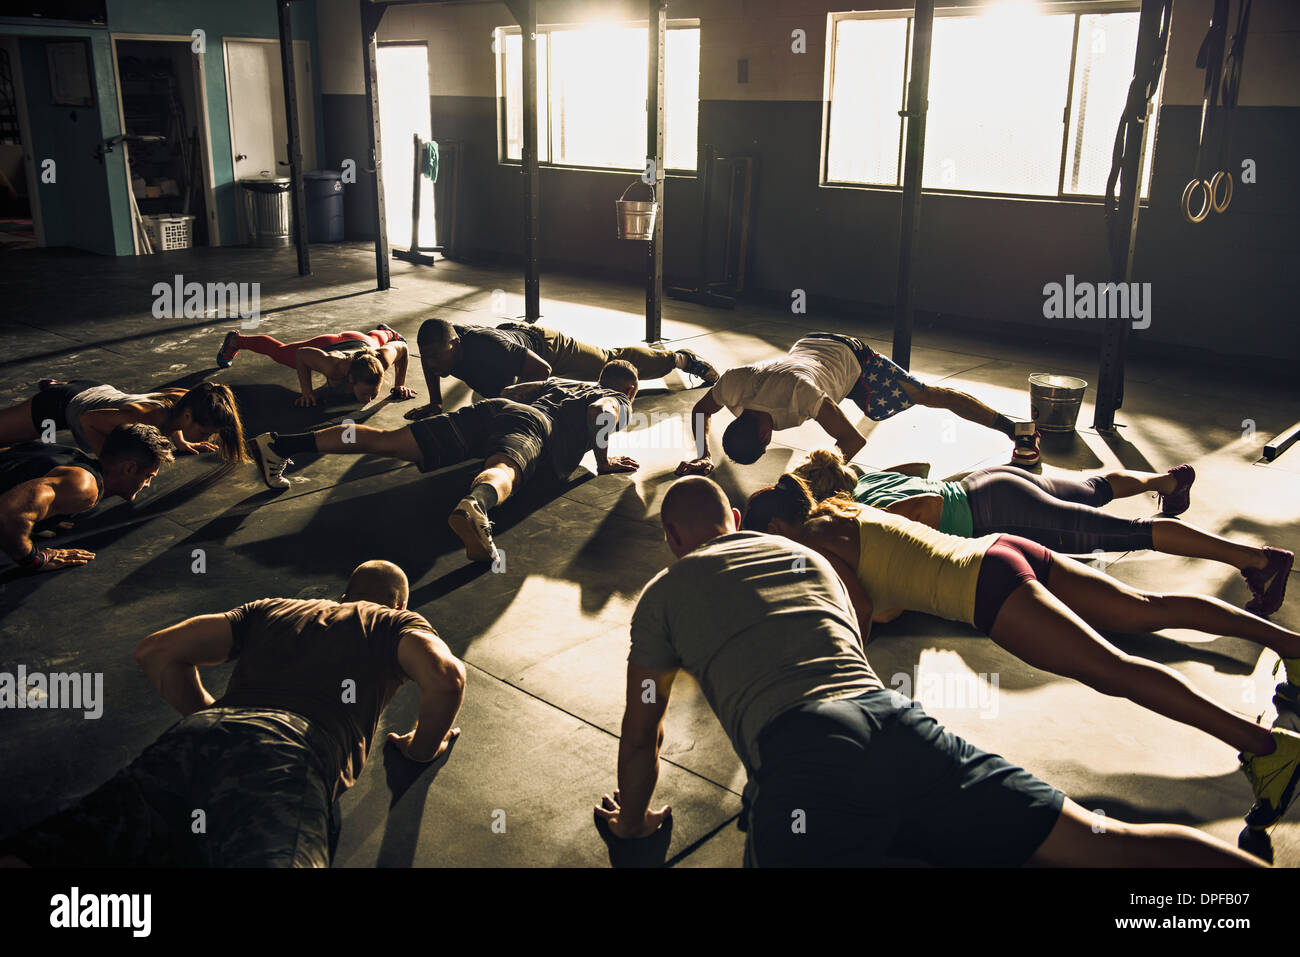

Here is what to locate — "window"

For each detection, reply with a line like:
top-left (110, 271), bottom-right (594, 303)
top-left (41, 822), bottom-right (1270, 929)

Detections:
top-left (824, 5), bottom-right (1158, 198)
top-left (499, 22), bottom-right (700, 172)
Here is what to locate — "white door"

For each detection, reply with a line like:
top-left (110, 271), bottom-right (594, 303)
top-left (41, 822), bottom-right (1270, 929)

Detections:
top-left (378, 44), bottom-right (434, 248)
top-left (224, 39), bottom-right (316, 240)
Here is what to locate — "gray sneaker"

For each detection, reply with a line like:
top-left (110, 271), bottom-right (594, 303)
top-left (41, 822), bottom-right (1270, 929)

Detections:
top-left (252, 433), bottom-right (291, 489)
top-left (448, 497), bottom-right (500, 563)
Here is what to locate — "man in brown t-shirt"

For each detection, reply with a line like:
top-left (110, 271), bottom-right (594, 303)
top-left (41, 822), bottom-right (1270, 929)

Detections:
top-left (0, 561), bottom-right (464, 868)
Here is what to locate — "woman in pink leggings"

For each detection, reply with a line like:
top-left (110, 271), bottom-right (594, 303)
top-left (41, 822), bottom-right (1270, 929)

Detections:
top-left (216, 325), bottom-right (415, 408)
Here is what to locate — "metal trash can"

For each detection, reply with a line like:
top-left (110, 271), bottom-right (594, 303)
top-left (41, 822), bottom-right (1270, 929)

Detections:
top-left (616, 181), bottom-right (658, 240)
top-left (239, 177), bottom-right (292, 248)
top-left (304, 170), bottom-right (345, 243)
top-left (1029, 373), bottom-right (1088, 433)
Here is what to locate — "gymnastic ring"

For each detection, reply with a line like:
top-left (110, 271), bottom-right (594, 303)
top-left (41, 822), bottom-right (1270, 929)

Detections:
top-left (1210, 169), bottom-right (1233, 213)
top-left (1181, 178), bottom-right (1211, 224)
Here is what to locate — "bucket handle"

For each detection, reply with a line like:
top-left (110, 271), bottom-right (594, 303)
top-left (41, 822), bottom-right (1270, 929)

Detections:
top-left (619, 180), bottom-right (656, 203)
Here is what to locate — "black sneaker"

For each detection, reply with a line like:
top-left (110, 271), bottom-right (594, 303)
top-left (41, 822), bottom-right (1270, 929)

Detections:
top-left (676, 349), bottom-right (719, 386)
top-left (217, 331), bottom-right (239, 369)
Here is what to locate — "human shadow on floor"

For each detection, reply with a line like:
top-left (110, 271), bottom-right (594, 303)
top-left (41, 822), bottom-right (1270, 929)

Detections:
top-left (373, 734), bottom-right (460, 869)
top-left (594, 800), bottom-right (674, 868)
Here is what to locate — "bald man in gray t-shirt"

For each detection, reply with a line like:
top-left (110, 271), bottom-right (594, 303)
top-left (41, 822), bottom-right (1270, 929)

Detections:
top-left (594, 476), bottom-right (1261, 869)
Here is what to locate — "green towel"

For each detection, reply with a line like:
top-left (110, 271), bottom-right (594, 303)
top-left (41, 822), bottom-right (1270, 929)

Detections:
top-left (419, 140), bottom-right (439, 183)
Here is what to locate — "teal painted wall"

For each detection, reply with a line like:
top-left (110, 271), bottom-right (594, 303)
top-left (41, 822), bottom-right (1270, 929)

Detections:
top-left (9, 25), bottom-right (133, 255)
top-left (106, 0), bottom-right (324, 248)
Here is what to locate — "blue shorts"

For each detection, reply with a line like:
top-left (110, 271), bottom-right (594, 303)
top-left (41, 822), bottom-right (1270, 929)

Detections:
top-left (804, 333), bottom-right (925, 421)
top-left (744, 689), bottom-right (1064, 867)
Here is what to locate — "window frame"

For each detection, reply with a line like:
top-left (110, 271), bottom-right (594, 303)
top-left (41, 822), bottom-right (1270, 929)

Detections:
top-left (820, 1), bottom-right (1159, 203)
top-left (495, 18), bottom-right (702, 176)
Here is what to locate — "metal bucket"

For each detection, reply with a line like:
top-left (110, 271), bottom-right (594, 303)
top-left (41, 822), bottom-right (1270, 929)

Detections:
top-left (616, 181), bottom-right (658, 240)
top-left (239, 177), bottom-right (292, 248)
top-left (1029, 373), bottom-right (1088, 433)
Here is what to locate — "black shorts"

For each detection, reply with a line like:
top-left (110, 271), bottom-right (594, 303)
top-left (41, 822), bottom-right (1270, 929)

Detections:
top-left (745, 689), bottom-right (1064, 867)
top-left (29, 380), bottom-right (98, 432)
top-left (408, 398), bottom-right (550, 480)
top-left (0, 708), bottom-right (336, 868)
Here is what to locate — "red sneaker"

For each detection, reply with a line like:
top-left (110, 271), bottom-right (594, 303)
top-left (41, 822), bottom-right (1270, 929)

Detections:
top-left (1011, 430), bottom-right (1041, 469)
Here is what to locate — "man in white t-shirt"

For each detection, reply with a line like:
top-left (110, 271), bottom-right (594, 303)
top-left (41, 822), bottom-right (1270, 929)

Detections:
top-left (676, 333), bottom-right (1037, 474)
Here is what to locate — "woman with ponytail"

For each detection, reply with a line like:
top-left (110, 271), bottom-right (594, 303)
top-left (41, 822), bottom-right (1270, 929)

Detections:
top-left (0, 379), bottom-right (250, 463)
top-left (790, 447), bottom-right (1289, 617)
top-left (743, 472), bottom-right (1300, 828)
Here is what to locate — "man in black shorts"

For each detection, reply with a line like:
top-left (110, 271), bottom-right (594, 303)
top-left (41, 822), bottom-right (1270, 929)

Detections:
top-left (0, 560), bottom-right (465, 867)
top-left (405, 318), bottom-right (716, 420)
top-left (250, 361), bottom-right (641, 562)
top-left (0, 423), bottom-right (174, 573)
top-left (594, 475), bottom-right (1260, 866)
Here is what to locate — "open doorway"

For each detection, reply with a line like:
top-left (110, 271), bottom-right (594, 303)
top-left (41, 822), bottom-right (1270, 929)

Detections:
top-left (0, 37), bottom-right (40, 251)
top-left (110, 35), bottom-right (218, 252)
top-left (378, 42), bottom-right (434, 250)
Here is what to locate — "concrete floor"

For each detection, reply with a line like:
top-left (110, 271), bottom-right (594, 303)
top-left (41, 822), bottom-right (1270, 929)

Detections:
top-left (1, 242), bottom-right (1297, 867)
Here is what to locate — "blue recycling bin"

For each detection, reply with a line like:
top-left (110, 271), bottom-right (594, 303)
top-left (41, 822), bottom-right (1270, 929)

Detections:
top-left (304, 170), bottom-right (345, 243)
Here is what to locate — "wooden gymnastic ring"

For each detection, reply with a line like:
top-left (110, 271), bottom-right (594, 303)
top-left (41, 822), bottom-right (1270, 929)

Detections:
top-left (1210, 169), bottom-right (1233, 213)
top-left (1182, 178), bottom-right (1211, 224)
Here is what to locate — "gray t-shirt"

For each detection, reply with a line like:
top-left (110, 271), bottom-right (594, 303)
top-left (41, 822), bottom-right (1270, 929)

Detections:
top-left (629, 531), bottom-right (883, 778)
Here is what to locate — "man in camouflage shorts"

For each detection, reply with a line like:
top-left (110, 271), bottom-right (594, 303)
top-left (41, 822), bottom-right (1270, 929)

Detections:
top-left (0, 561), bottom-right (466, 868)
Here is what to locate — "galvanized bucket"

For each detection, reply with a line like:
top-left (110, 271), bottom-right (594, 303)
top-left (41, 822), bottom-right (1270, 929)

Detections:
top-left (616, 181), bottom-right (658, 240)
top-left (1029, 373), bottom-right (1088, 433)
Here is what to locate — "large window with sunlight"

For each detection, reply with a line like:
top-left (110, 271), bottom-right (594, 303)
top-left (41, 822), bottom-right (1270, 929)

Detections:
top-left (824, 4), bottom-right (1158, 198)
top-left (499, 21), bottom-right (700, 172)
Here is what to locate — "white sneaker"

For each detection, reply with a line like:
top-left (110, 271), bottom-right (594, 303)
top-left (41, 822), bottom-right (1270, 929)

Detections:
top-left (448, 497), bottom-right (499, 563)
top-left (252, 433), bottom-right (291, 489)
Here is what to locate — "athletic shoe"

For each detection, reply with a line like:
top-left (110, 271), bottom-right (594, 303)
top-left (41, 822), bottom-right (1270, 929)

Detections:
top-left (251, 433), bottom-right (291, 489)
top-left (676, 350), bottom-right (719, 386)
top-left (217, 331), bottom-right (239, 369)
top-left (37, 378), bottom-right (60, 390)
top-left (448, 497), bottom-right (500, 563)
top-left (1157, 464), bottom-right (1195, 516)
top-left (376, 323), bottom-right (405, 344)
top-left (1240, 728), bottom-right (1300, 830)
top-left (1243, 547), bottom-right (1293, 617)
top-left (1272, 660), bottom-right (1300, 709)
top-left (1010, 430), bottom-right (1041, 469)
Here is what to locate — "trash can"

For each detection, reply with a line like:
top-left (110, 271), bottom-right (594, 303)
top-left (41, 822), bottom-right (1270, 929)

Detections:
top-left (239, 177), bottom-right (292, 248)
top-left (1029, 373), bottom-right (1088, 433)
top-left (304, 170), bottom-right (345, 243)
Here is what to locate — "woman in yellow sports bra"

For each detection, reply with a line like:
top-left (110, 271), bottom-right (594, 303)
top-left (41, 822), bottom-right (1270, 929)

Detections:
top-left (744, 472), bottom-right (1300, 825)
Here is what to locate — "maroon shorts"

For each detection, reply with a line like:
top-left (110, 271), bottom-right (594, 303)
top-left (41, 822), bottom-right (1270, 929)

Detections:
top-left (972, 534), bottom-right (1054, 633)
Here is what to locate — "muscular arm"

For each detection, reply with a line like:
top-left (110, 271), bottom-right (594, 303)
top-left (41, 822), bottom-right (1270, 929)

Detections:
top-left (802, 521), bottom-right (876, 642)
top-left (294, 347), bottom-right (332, 399)
top-left (134, 614), bottom-right (235, 716)
top-left (676, 390), bottom-right (722, 474)
top-left (0, 469), bottom-right (98, 564)
top-left (385, 342), bottom-right (410, 391)
top-left (590, 397), bottom-right (637, 474)
top-left (517, 350), bottom-right (553, 385)
top-left (499, 380), bottom-right (549, 404)
top-left (609, 664), bottom-right (674, 835)
top-left (392, 626), bottom-right (466, 762)
top-left (814, 398), bottom-right (866, 462)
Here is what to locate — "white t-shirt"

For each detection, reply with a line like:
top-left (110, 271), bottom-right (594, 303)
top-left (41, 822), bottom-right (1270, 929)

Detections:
top-left (710, 337), bottom-right (861, 430)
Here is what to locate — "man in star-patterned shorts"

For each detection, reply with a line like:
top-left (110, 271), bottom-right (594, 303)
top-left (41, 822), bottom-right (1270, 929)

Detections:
top-left (806, 333), bottom-right (925, 421)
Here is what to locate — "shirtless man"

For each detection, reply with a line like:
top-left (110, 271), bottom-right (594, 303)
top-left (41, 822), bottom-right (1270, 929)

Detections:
top-left (216, 325), bottom-right (415, 407)
top-left (0, 423), bottom-right (174, 572)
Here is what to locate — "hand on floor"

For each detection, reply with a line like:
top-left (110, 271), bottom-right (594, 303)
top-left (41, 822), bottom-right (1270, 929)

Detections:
top-left (390, 386), bottom-right (418, 401)
top-left (294, 393), bottom-right (318, 408)
top-left (594, 790), bottom-right (670, 839)
top-left (27, 547), bottom-right (95, 572)
top-left (387, 726), bottom-right (461, 763)
top-left (599, 455), bottom-right (640, 474)
top-left (675, 457), bottom-right (714, 476)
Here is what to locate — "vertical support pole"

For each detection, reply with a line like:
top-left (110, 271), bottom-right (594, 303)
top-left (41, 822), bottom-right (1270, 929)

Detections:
top-left (507, 0), bottom-right (541, 321)
top-left (360, 0), bottom-right (390, 290)
top-left (646, 0), bottom-right (666, 343)
top-left (410, 131), bottom-right (422, 255)
top-left (1095, 0), bottom-right (1166, 431)
top-left (278, 0), bottom-right (310, 275)
top-left (891, 0), bottom-right (934, 371)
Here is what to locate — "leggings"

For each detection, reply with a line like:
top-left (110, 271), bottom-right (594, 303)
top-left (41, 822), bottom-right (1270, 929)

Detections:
top-left (236, 329), bottom-right (397, 369)
top-left (530, 325), bottom-right (676, 380)
top-left (961, 465), bottom-right (1154, 554)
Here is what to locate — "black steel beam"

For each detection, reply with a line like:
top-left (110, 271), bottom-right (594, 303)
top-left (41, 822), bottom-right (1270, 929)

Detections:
top-left (645, 0), bottom-right (666, 343)
top-left (506, 0), bottom-right (540, 321)
top-left (891, 0), bottom-right (934, 371)
top-left (278, 0), bottom-right (310, 275)
top-left (1094, 0), bottom-right (1169, 431)
top-left (360, 0), bottom-right (390, 289)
